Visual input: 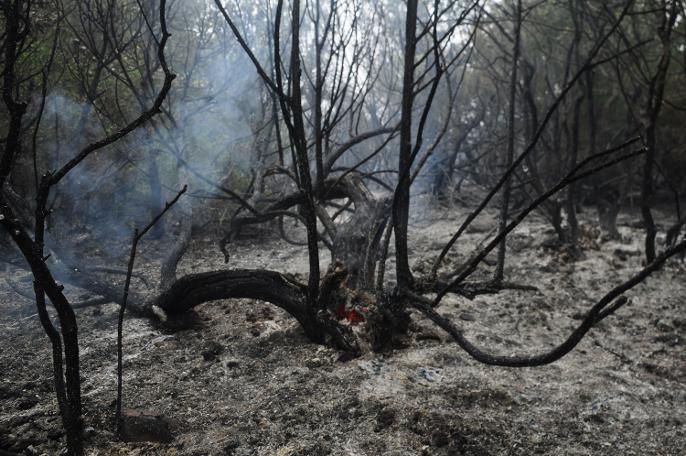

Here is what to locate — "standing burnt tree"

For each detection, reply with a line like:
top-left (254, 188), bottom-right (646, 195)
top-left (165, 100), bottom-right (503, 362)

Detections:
top-left (1, 0), bottom-right (175, 453)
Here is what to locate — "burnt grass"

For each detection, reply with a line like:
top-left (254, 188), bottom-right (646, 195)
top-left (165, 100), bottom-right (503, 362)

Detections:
top-left (1, 203), bottom-right (685, 455)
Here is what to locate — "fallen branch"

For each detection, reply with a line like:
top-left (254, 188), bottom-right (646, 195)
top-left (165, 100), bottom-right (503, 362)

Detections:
top-left (408, 237), bottom-right (686, 367)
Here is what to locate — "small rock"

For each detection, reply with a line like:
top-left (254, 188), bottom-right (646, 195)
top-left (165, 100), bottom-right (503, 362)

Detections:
top-left (654, 319), bottom-right (673, 332)
top-left (119, 409), bottom-right (173, 443)
top-left (290, 367), bottom-right (310, 376)
top-left (225, 359), bottom-right (240, 368)
top-left (459, 313), bottom-right (475, 322)
top-left (305, 358), bottom-right (322, 368)
top-left (465, 215), bottom-right (495, 234)
top-left (417, 367), bottom-right (442, 383)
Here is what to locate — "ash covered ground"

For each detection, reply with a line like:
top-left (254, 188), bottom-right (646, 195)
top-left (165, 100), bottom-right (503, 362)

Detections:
top-left (1, 203), bottom-right (685, 455)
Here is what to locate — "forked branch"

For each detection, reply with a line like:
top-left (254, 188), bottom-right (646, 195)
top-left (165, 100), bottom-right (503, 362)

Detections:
top-left (410, 236), bottom-right (686, 367)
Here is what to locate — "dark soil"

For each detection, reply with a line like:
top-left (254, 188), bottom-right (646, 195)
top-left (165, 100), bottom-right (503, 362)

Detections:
top-left (1, 203), bottom-right (685, 455)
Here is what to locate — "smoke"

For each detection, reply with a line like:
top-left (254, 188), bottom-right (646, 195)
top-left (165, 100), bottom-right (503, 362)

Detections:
top-left (26, 1), bottom-right (269, 264)
top-left (18, 0), bottom-right (478, 266)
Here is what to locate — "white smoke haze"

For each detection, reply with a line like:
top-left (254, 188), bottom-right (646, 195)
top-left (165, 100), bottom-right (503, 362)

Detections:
top-left (20, 1), bottom-right (279, 260)
top-left (12, 0), bottom-right (482, 265)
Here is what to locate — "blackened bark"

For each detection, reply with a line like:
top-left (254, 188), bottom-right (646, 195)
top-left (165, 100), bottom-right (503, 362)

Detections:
top-left (393, 0), bottom-right (418, 290)
top-left (642, 2), bottom-right (677, 263)
top-left (0, 198), bottom-right (83, 455)
top-left (564, 0), bottom-right (583, 254)
top-left (331, 177), bottom-right (390, 290)
top-left (154, 269), bottom-right (332, 343)
top-left (495, 0), bottom-right (522, 282)
top-left (0, 1), bottom-right (27, 187)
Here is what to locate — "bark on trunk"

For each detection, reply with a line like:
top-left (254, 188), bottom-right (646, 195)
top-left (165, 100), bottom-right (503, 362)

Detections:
top-left (393, 0), bottom-right (418, 290)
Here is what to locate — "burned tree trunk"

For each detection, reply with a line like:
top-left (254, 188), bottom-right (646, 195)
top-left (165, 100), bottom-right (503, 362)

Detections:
top-left (330, 176), bottom-right (390, 291)
top-left (641, 2), bottom-right (677, 263)
top-left (393, 0), bottom-right (418, 290)
top-left (495, 0), bottom-right (522, 282)
top-left (159, 175), bottom-right (192, 291)
top-left (598, 199), bottom-right (621, 240)
top-left (155, 270), bottom-right (306, 319)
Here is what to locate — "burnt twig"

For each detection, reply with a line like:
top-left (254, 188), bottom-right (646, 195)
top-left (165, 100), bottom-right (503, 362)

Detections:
top-left (116, 185), bottom-right (187, 435)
